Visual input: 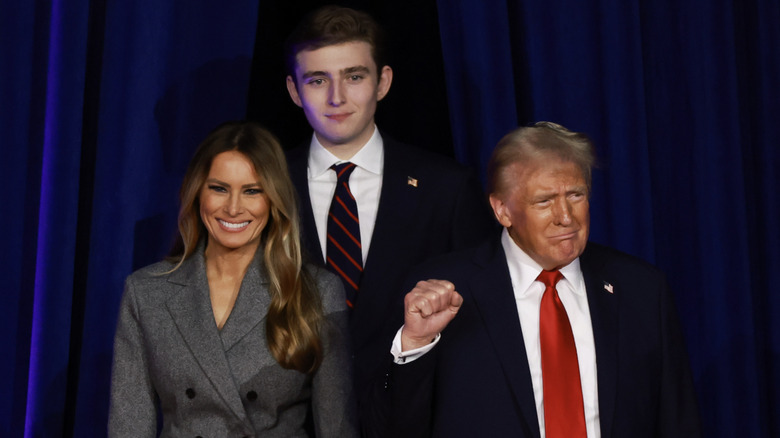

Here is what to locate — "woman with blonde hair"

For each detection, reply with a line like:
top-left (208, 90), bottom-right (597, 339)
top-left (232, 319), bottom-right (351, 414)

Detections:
top-left (109, 121), bottom-right (357, 437)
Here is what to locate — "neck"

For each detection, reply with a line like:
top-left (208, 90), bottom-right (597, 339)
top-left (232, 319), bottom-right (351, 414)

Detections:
top-left (203, 243), bottom-right (258, 280)
top-left (315, 124), bottom-right (375, 160)
top-left (321, 142), bottom-right (364, 160)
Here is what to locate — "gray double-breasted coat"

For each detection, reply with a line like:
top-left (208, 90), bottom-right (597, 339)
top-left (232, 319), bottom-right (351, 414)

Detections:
top-left (108, 245), bottom-right (358, 437)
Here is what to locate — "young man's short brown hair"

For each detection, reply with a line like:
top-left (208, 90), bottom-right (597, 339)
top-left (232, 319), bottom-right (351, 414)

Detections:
top-left (284, 5), bottom-right (387, 84)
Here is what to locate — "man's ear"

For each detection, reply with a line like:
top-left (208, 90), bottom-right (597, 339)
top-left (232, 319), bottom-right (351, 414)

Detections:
top-left (376, 66), bottom-right (393, 101)
top-left (489, 194), bottom-right (512, 228)
top-left (286, 76), bottom-right (303, 107)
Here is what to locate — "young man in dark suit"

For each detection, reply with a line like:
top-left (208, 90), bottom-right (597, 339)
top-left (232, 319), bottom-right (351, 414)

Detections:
top-left (283, 4), bottom-right (495, 418)
top-left (385, 122), bottom-right (701, 437)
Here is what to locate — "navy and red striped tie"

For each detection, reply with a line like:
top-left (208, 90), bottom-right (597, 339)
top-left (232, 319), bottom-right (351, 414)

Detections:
top-left (326, 162), bottom-right (363, 308)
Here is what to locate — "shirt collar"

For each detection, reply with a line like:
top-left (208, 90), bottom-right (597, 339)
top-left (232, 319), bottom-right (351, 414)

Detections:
top-left (307, 126), bottom-right (384, 177)
top-left (500, 228), bottom-right (584, 297)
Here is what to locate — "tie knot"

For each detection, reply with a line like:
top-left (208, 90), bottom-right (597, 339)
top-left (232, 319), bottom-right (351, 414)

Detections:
top-left (536, 269), bottom-right (563, 288)
top-left (331, 162), bottom-right (357, 182)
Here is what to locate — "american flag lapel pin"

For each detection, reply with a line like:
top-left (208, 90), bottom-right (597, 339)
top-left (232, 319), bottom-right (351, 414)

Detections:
top-left (407, 176), bottom-right (418, 187)
top-left (603, 281), bottom-right (614, 294)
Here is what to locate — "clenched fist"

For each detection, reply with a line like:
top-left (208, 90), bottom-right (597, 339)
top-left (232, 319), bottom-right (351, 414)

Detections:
top-left (401, 279), bottom-right (463, 351)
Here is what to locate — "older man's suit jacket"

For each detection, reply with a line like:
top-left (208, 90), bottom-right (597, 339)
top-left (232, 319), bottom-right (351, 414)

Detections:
top-left (109, 246), bottom-right (358, 438)
top-left (383, 237), bottom-right (701, 438)
top-left (286, 135), bottom-right (496, 395)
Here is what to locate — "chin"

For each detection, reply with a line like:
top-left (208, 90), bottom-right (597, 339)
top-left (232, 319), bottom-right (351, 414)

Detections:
top-left (550, 253), bottom-right (579, 268)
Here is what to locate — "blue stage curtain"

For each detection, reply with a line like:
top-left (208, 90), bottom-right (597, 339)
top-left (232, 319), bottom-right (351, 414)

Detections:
top-left (0, 0), bottom-right (259, 436)
top-left (437, 0), bottom-right (779, 436)
top-left (2, 0), bottom-right (778, 436)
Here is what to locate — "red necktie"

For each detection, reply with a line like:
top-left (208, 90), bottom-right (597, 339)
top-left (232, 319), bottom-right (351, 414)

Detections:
top-left (538, 269), bottom-right (587, 438)
top-left (326, 162), bottom-right (363, 308)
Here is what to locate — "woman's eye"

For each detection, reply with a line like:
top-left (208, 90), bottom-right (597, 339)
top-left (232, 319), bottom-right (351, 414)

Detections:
top-left (208, 185), bottom-right (227, 193)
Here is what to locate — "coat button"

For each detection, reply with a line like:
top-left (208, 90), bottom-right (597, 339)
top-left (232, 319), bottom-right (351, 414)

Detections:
top-left (185, 388), bottom-right (196, 399)
top-left (247, 390), bottom-right (258, 401)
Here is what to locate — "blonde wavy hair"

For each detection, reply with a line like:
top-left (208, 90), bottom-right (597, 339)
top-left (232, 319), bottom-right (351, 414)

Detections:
top-left (169, 121), bottom-right (323, 373)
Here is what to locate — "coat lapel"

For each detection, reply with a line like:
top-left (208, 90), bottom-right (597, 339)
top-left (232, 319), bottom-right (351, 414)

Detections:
top-left (580, 246), bottom-right (619, 438)
top-left (468, 240), bottom-right (542, 438)
top-left (219, 251), bottom-right (270, 351)
top-left (165, 249), bottom-right (250, 427)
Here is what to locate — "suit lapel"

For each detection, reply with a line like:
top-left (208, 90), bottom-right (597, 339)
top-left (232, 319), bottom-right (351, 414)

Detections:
top-left (351, 139), bottom-right (421, 347)
top-left (580, 246), bottom-right (619, 438)
top-left (363, 138), bottom-right (421, 271)
top-left (468, 240), bottom-right (542, 438)
top-left (287, 143), bottom-right (323, 263)
top-left (165, 249), bottom-right (250, 427)
top-left (374, 137), bottom-right (421, 220)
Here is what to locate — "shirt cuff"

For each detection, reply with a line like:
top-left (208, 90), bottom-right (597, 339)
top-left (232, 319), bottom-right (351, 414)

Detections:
top-left (390, 325), bottom-right (441, 364)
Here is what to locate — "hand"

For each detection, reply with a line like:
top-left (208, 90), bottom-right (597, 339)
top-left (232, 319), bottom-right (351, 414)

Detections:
top-left (401, 280), bottom-right (463, 351)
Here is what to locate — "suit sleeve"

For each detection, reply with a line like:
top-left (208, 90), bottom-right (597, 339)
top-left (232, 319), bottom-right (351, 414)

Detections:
top-left (107, 278), bottom-right (158, 438)
top-left (360, 270), bottom-right (442, 438)
top-left (389, 350), bottom-right (438, 438)
top-left (358, 345), bottom-right (437, 438)
top-left (311, 272), bottom-right (360, 438)
top-left (658, 279), bottom-right (702, 436)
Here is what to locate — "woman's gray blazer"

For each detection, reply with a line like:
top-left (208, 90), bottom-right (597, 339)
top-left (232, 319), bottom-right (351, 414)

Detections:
top-left (108, 247), bottom-right (358, 437)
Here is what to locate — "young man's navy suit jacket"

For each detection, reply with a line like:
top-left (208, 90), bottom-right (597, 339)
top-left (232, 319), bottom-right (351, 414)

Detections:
top-left (286, 135), bottom-right (496, 396)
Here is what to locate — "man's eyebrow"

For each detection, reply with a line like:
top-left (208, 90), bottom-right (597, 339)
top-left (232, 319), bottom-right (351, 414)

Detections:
top-left (343, 65), bottom-right (370, 75)
top-left (530, 192), bottom-right (555, 202)
top-left (301, 70), bottom-right (329, 79)
top-left (529, 185), bottom-right (588, 200)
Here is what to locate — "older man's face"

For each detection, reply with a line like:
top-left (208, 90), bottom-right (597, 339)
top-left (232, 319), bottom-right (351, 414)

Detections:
top-left (490, 157), bottom-right (590, 270)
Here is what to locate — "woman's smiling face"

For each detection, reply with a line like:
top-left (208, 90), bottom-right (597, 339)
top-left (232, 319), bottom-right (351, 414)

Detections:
top-left (199, 150), bottom-right (270, 254)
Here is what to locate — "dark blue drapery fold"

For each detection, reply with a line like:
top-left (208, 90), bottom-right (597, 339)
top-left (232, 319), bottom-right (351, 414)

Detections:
top-left (1, 1), bottom-right (259, 436)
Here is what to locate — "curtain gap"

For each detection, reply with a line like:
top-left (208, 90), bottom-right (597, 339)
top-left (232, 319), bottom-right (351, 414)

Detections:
top-left (61, 0), bottom-right (108, 435)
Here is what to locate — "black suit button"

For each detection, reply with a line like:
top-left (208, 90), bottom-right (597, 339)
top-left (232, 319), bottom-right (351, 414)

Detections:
top-left (247, 390), bottom-right (258, 401)
top-left (185, 388), bottom-right (196, 399)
